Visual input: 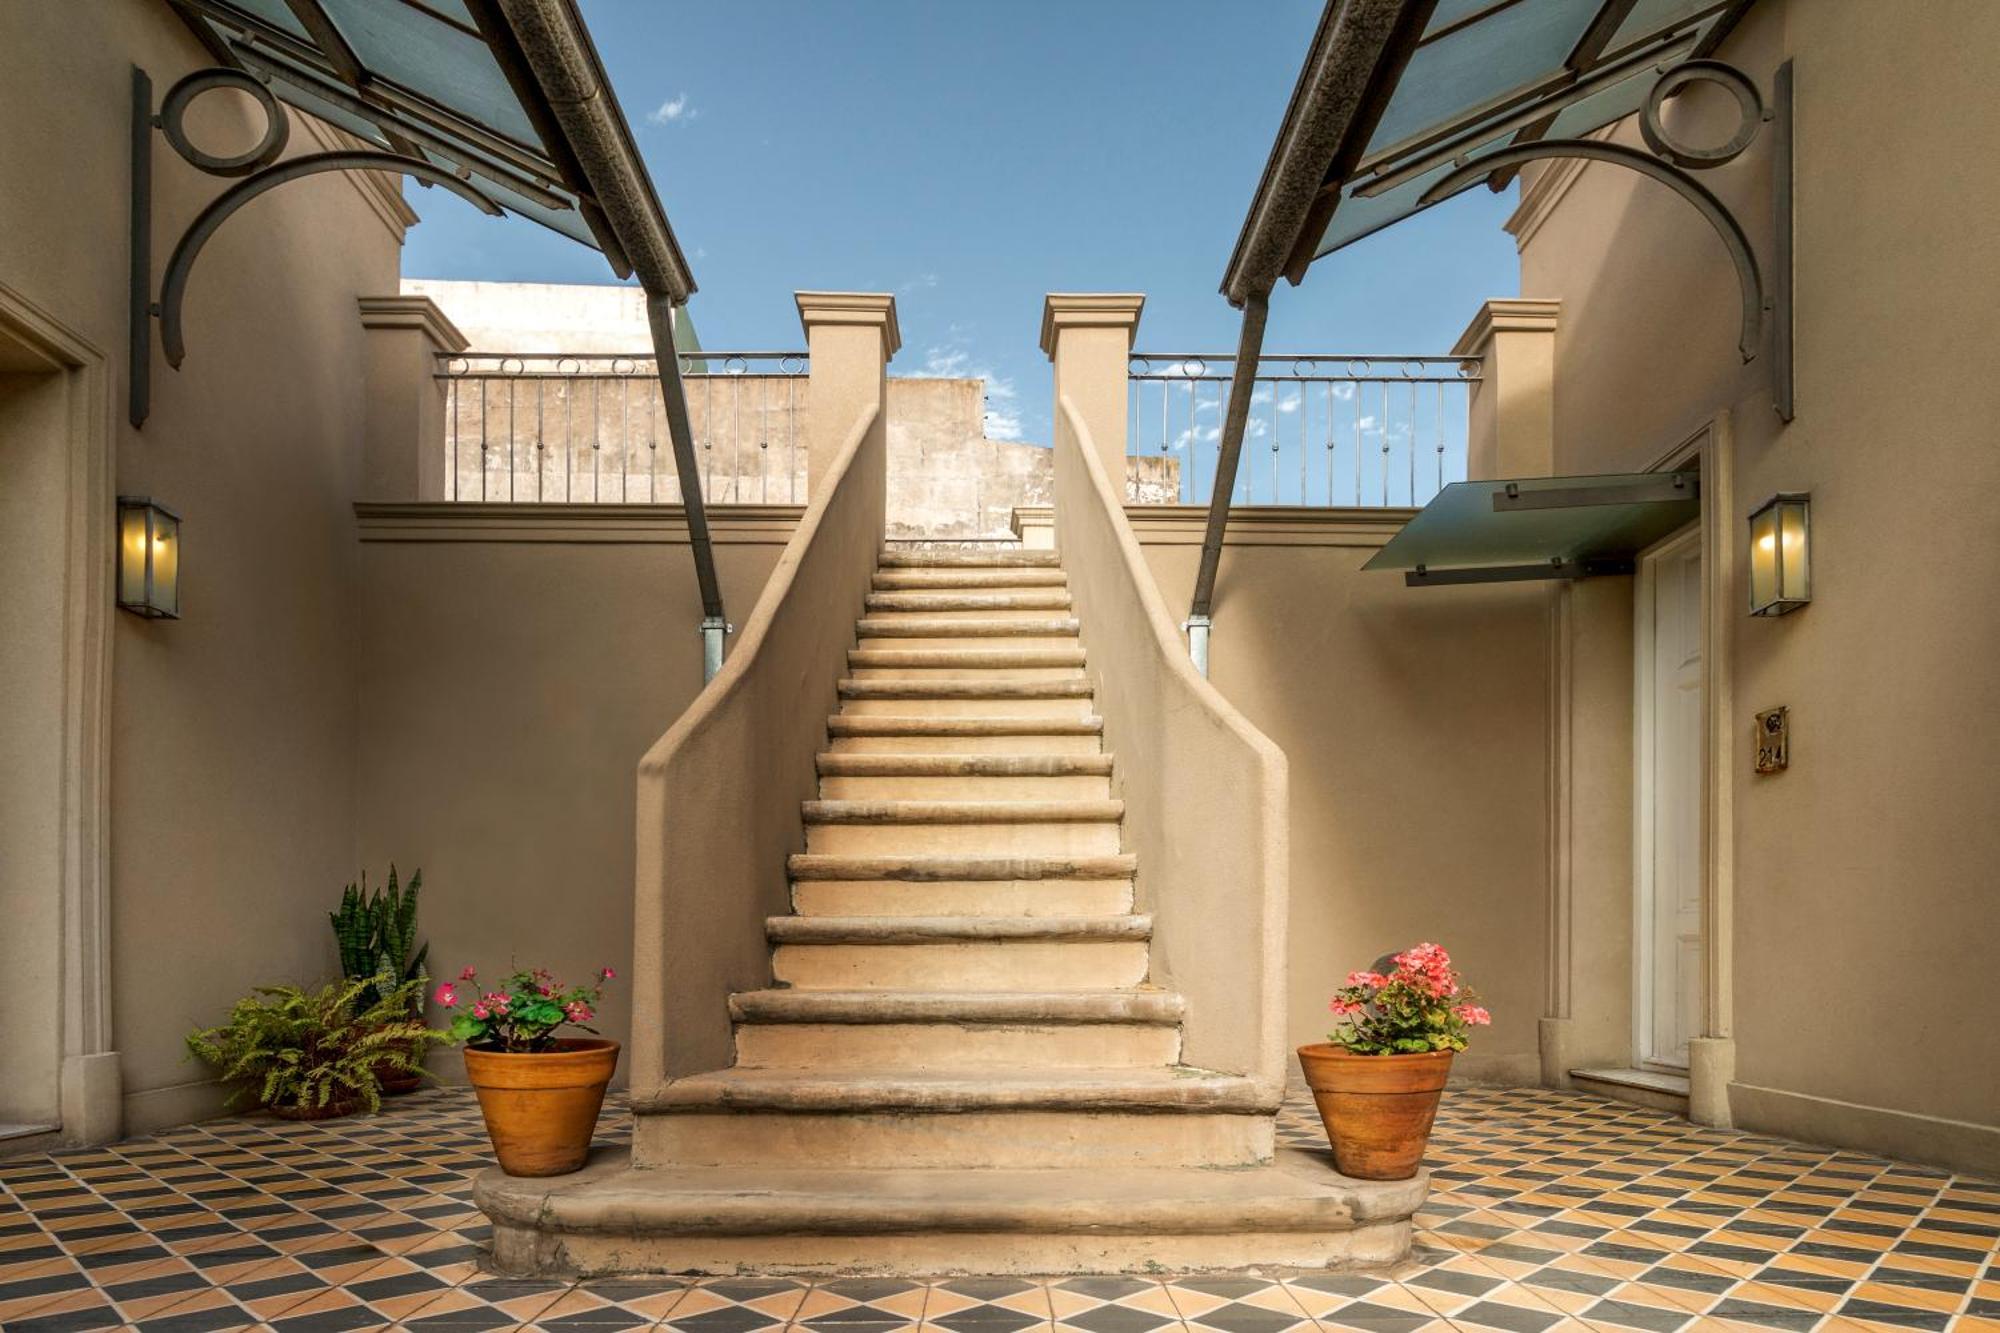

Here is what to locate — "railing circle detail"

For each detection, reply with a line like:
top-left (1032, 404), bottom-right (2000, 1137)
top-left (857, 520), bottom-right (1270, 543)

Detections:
top-left (160, 69), bottom-right (290, 177)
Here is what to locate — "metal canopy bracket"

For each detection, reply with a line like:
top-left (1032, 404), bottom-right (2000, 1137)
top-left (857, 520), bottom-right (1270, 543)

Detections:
top-left (129, 65), bottom-right (501, 426)
top-left (1406, 556), bottom-right (1635, 587)
top-left (1493, 472), bottom-right (1696, 511)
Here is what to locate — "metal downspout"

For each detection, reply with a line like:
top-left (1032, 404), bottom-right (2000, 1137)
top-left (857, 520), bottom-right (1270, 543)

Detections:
top-left (488, 0), bottom-right (729, 676)
top-left (1185, 292), bottom-right (1271, 675)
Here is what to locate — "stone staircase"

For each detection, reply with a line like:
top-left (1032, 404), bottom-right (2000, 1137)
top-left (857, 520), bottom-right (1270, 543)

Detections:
top-left (638, 546), bottom-right (1268, 1174)
top-left (481, 547), bottom-right (1426, 1275)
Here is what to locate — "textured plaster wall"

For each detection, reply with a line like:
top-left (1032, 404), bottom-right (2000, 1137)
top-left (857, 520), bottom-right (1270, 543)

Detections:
top-left (1517, 0), bottom-right (2000, 1167)
top-left (0, 1), bottom-right (407, 1132)
top-left (1131, 516), bottom-right (1550, 1084)
top-left (351, 523), bottom-right (795, 1078)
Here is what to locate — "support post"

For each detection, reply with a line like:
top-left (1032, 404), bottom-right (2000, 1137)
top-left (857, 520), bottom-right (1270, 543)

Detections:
top-left (358, 296), bottom-right (467, 501)
top-left (1452, 298), bottom-right (1560, 481)
top-left (1185, 292), bottom-right (1269, 673)
top-left (797, 292), bottom-right (900, 501)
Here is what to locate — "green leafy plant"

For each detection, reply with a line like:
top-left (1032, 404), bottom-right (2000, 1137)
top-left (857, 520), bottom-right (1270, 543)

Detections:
top-left (1327, 942), bottom-right (1492, 1055)
top-left (185, 979), bottom-right (446, 1115)
top-left (331, 865), bottom-right (430, 1011)
top-left (436, 964), bottom-right (614, 1054)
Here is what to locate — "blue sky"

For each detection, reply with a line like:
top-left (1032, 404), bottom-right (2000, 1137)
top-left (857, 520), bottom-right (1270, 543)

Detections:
top-left (402, 0), bottom-right (1520, 446)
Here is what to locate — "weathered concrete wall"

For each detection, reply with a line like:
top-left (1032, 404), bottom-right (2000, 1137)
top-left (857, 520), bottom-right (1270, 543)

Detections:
top-left (1516, 0), bottom-right (2000, 1171)
top-left (408, 280), bottom-right (1175, 534)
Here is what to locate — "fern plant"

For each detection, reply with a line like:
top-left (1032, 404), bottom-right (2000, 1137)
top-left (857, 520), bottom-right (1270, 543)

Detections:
top-left (331, 866), bottom-right (430, 1012)
top-left (185, 979), bottom-right (445, 1116)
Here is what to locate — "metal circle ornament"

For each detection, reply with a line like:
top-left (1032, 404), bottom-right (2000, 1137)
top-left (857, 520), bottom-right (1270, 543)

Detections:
top-left (1641, 60), bottom-right (1764, 169)
top-left (160, 69), bottom-right (290, 177)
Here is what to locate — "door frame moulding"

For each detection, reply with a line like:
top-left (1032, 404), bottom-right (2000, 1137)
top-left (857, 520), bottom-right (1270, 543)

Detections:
top-left (1631, 520), bottom-right (1702, 1074)
top-left (1638, 415), bottom-right (1737, 1124)
top-left (0, 281), bottom-right (120, 1147)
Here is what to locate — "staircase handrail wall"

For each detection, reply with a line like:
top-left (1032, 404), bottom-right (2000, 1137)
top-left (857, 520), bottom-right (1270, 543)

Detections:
top-left (1053, 393), bottom-right (1291, 1101)
top-left (631, 400), bottom-right (886, 1094)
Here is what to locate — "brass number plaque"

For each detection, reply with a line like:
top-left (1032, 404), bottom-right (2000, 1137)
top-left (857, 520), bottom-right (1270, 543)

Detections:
top-left (1755, 706), bottom-right (1789, 774)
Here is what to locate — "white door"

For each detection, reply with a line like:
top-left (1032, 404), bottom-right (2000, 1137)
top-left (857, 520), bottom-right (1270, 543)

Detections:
top-left (1636, 526), bottom-right (1704, 1071)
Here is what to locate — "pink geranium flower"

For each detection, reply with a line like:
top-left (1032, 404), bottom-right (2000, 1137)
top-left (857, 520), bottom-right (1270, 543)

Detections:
top-left (434, 983), bottom-right (458, 1007)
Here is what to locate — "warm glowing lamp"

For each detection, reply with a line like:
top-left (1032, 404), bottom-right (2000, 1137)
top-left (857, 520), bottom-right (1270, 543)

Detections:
top-left (1747, 492), bottom-right (1809, 616)
top-left (117, 497), bottom-right (181, 619)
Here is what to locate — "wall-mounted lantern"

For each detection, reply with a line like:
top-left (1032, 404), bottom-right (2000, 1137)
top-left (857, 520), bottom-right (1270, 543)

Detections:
top-left (1748, 492), bottom-right (1810, 616)
top-left (117, 497), bottom-right (181, 619)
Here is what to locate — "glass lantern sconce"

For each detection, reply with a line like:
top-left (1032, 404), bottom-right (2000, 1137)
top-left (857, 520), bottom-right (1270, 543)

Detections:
top-left (1748, 492), bottom-right (1809, 616)
top-left (117, 496), bottom-right (181, 619)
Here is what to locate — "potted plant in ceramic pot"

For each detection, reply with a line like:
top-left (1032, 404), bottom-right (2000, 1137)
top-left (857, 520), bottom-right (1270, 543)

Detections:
top-left (440, 964), bottom-right (617, 1177)
top-left (1296, 941), bottom-right (1490, 1180)
top-left (330, 865), bottom-right (431, 1094)
top-left (186, 978), bottom-right (443, 1120)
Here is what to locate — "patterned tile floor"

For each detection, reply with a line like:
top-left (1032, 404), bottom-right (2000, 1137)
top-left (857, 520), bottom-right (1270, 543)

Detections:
top-left (2, 1086), bottom-right (1995, 1332)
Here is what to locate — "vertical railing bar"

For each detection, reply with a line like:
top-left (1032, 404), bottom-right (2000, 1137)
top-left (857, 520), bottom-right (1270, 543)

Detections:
top-left (535, 379), bottom-right (544, 502)
top-left (761, 376), bottom-right (771, 505)
top-left (787, 374), bottom-right (798, 503)
top-left (1353, 378), bottom-right (1362, 507)
top-left (447, 376), bottom-right (458, 501)
top-left (478, 378), bottom-right (488, 501)
top-left (732, 373), bottom-right (742, 502)
top-left (591, 378), bottom-right (600, 503)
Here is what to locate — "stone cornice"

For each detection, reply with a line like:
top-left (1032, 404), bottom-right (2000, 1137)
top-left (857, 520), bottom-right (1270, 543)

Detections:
top-left (795, 292), bottom-right (902, 359)
top-left (354, 502), bottom-right (805, 544)
top-left (1039, 294), bottom-right (1145, 359)
top-left (357, 296), bottom-right (469, 352)
top-left (1451, 298), bottom-right (1562, 358)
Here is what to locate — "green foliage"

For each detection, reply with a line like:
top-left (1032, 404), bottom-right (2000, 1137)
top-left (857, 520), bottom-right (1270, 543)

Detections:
top-left (1326, 942), bottom-right (1491, 1056)
top-left (330, 865), bottom-right (430, 1011)
top-left (438, 964), bottom-right (614, 1054)
top-left (184, 979), bottom-right (447, 1115)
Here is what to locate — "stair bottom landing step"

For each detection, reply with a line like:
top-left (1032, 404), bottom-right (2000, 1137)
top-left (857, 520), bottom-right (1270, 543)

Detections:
top-left (478, 1146), bottom-right (1427, 1277)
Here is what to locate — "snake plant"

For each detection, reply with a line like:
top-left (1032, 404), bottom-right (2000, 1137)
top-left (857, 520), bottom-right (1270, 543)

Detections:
top-left (330, 865), bottom-right (430, 1012)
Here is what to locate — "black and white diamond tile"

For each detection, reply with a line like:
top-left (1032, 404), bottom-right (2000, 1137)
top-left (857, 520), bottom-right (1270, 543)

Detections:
top-left (3, 1084), bottom-right (1997, 1331)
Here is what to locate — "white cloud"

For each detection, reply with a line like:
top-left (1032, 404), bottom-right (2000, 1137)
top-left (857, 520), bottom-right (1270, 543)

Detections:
top-left (648, 93), bottom-right (697, 126)
top-left (899, 273), bottom-right (939, 294)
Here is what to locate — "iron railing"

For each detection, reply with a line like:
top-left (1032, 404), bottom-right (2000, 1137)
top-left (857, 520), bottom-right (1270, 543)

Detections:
top-left (1128, 353), bottom-right (1480, 508)
top-left (436, 351), bottom-right (809, 504)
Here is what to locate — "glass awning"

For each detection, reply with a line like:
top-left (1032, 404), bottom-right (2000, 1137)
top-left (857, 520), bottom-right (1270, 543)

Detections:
top-left (1363, 471), bottom-right (1700, 585)
top-left (172, 0), bottom-right (636, 265)
top-left (1311, 0), bottom-right (1750, 259)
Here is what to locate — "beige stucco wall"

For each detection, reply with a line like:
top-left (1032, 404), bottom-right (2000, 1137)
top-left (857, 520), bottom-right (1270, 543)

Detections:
top-left (0, 1), bottom-right (415, 1135)
top-left (1515, 0), bottom-right (2000, 1169)
top-left (1129, 512), bottom-right (1551, 1083)
top-left (351, 509), bottom-right (798, 1075)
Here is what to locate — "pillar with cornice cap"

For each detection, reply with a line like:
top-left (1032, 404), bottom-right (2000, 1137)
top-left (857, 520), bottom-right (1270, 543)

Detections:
top-left (1041, 293), bottom-right (1144, 482)
top-left (358, 295), bottom-right (467, 501)
top-left (796, 292), bottom-right (900, 499)
top-left (1453, 297), bottom-right (1560, 480)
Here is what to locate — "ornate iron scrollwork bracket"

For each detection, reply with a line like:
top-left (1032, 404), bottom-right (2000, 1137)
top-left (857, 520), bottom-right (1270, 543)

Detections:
top-left (1417, 58), bottom-right (1796, 422)
top-left (128, 65), bottom-right (503, 427)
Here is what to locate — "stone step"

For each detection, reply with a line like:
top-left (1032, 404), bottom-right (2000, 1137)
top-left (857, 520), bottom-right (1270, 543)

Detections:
top-left (872, 568), bottom-right (1068, 590)
top-left (847, 647), bottom-right (1086, 670)
top-left (866, 591), bottom-right (1074, 615)
top-left (630, 1068), bottom-right (1271, 1170)
top-left (728, 989), bottom-right (1183, 1070)
top-left (878, 549), bottom-right (1060, 568)
top-left (816, 752), bottom-right (1113, 800)
top-left (766, 913), bottom-right (1150, 945)
top-left (800, 799), bottom-right (1123, 856)
top-left (825, 716), bottom-right (1101, 751)
top-left (789, 852), bottom-right (1138, 881)
top-left (792, 876), bottom-right (1133, 919)
top-left (480, 1151), bottom-right (1425, 1277)
top-left (845, 647), bottom-right (1085, 687)
top-left (855, 616), bottom-right (1079, 640)
top-left (836, 680), bottom-right (1095, 720)
top-left (772, 935), bottom-right (1149, 991)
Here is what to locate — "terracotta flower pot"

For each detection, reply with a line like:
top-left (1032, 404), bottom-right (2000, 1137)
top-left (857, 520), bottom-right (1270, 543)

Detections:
top-left (463, 1038), bottom-right (619, 1177)
top-left (1296, 1043), bottom-right (1453, 1180)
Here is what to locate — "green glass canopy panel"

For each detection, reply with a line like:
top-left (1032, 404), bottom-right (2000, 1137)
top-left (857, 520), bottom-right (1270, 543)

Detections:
top-left (1311, 0), bottom-right (1751, 262)
top-left (172, 0), bottom-right (624, 260)
top-left (1363, 471), bottom-right (1699, 585)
